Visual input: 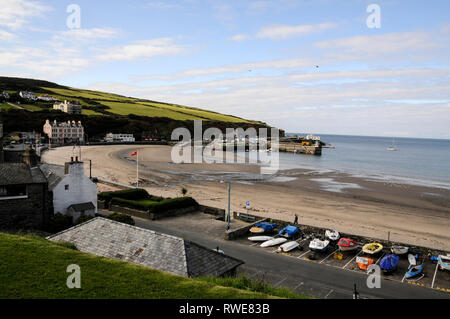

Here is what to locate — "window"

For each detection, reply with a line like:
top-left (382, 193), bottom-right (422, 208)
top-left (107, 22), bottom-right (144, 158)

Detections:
top-left (65, 185), bottom-right (69, 191)
top-left (0, 185), bottom-right (27, 199)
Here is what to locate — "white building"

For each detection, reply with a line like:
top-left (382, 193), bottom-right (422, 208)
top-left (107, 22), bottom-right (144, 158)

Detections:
top-left (43, 120), bottom-right (84, 144)
top-left (53, 100), bottom-right (82, 114)
top-left (105, 133), bottom-right (135, 143)
top-left (1, 91), bottom-right (9, 100)
top-left (38, 94), bottom-right (58, 102)
top-left (40, 158), bottom-right (98, 222)
top-left (19, 91), bottom-right (36, 101)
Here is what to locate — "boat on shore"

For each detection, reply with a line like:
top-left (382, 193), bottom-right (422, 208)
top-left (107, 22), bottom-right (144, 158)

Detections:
top-left (362, 243), bottom-right (383, 255)
top-left (438, 255), bottom-right (450, 271)
top-left (406, 265), bottom-right (424, 279)
top-left (309, 238), bottom-right (330, 253)
top-left (325, 230), bottom-right (340, 241)
top-left (250, 222), bottom-right (277, 234)
top-left (278, 226), bottom-right (299, 238)
top-left (337, 238), bottom-right (359, 252)
top-left (248, 236), bottom-right (274, 242)
top-left (391, 245), bottom-right (409, 255)
top-left (356, 256), bottom-right (374, 271)
top-left (380, 254), bottom-right (400, 273)
top-left (278, 241), bottom-right (300, 252)
top-left (408, 254), bottom-right (417, 266)
top-left (260, 237), bottom-right (288, 248)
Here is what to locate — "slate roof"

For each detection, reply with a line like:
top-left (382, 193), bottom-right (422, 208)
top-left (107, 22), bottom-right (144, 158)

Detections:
top-left (47, 217), bottom-right (243, 278)
top-left (68, 202), bottom-right (95, 212)
top-left (0, 163), bottom-right (47, 186)
top-left (38, 163), bottom-right (65, 190)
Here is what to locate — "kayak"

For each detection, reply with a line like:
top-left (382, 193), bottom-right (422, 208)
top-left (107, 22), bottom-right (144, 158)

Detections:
top-left (278, 241), bottom-right (300, 252)
top-left (260, 238), bottom-right (288, 248)
top-left (406, 265), bottom-right (424, 279)
top-left (248, 236), bottom-right (274, 242)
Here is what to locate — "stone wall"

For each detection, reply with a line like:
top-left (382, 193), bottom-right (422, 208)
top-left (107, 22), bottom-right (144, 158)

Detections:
top-left (199, 205), bottom-right (225, 219)
top-left (225, 218), bottom-right (269, 241)
top-left (0, 183), bottom-right (50, 229)
top-left (107, 204), bottom-right (198, 221)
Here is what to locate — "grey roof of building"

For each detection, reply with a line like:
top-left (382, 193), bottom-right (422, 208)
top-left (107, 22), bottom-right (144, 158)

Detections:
top-left (68, 202), bottom-right (95, 212)
top-left (38, 163), bottom-right (65, 190)
top-left (0, 163), bottom-right (47, 186)
top-left (47, 217), bottom-right (243, 278)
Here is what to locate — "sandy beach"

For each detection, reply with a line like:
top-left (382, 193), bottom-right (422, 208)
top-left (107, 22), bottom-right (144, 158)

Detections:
top-left (42, 145), bottom-right (450, 251)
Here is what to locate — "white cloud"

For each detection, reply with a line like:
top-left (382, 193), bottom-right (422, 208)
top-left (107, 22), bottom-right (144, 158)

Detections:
top-left (0, 29), bottom-right (16, 41)
top-left (230, 34), bottom-right (249, 42)
top-left (257, 22), bottom-right (337, 40)
top-left (0, 0), bottom-right (51, 30)
top-left (315, 31), bottom-right (445, 62)
top-left (96, 38), bottom-right (186, 61)
top-left (89, 66), bottom-right (450, 138)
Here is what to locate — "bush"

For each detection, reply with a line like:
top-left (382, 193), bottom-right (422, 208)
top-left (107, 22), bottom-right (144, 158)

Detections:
top-left (106, 213), bottom-right (135, 226)
top-left (75, 215), bottom-right (95, 225)
top-left (45, 213), bottom-right (73, 234)
top-left (99, 188), bottom-right (163, 203)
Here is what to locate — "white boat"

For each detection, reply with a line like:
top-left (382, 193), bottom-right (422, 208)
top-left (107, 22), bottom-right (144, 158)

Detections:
top-left (386, 137), bottom-right (398, 151)
top-left (325, 230), bottom-right (340, 241)
top-left (260, 238), bottom-right (288, 248)
top-left (408, 254), bottom-right (417, 266)
top-left (309, 238), bottom-right (330, 253)
top-left (248, 236), bottom-right (274, 242)
top-left (391, 245), bottom-right (409, 255)
top-left (278, 241), bottom-right (300, 252)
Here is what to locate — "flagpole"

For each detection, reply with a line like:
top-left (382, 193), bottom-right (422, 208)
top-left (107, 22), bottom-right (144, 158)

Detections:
top-left (136, 150), bottom-right (139, 188)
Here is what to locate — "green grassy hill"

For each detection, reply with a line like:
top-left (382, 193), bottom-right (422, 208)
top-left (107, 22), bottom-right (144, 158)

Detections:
top-left (0, 76), bottom-right (261, 124)
top-left (0, 76), bottom-right (270, 140)
top-left (0, 232), bottom-right (305, 299)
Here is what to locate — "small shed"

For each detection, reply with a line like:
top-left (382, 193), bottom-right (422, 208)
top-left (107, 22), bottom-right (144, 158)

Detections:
top-left (67, 202), bottom-right (96, 221)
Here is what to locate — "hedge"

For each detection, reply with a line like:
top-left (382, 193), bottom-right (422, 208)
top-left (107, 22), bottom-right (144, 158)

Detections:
top-left (99, 188), bottom-right (164, 203)
top-left (110, 197), bottom-right (198, 215)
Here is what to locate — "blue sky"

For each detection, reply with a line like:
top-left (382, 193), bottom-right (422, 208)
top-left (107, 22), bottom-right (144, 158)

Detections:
top-left (1, 0), bottom-right (449, 138)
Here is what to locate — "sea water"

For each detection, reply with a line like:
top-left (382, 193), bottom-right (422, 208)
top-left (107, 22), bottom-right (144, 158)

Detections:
top-left (279, 134), bottom-right (450, 189)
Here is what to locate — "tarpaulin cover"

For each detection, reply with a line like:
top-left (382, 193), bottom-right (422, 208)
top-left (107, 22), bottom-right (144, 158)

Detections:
top-left (380, 254), bottom-right (399, 271)
top-left (254, 222), bottom-right (277, 232)
top-left (278, 226), bottom-right (299, 237)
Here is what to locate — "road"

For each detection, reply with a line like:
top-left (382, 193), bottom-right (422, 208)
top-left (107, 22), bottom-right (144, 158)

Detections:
top-left (128, 216), bottom-right (449, 299)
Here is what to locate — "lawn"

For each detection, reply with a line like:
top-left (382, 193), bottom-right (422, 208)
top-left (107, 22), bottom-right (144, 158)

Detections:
top-left (0, 232), bottom-right (306, 299)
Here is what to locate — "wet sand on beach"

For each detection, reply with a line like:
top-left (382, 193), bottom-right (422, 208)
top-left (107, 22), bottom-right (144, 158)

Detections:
top-left (42, 145), bottom-right (450, 251)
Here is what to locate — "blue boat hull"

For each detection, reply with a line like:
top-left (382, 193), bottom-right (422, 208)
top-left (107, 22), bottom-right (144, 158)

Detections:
top-left (406, 265), bottom-right (423, 279)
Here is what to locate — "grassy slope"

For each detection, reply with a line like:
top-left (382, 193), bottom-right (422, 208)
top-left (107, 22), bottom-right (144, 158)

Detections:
top-left (0, 233), bottom-right (305, 299)
top-left (42, 87), bottom-right (256, 124)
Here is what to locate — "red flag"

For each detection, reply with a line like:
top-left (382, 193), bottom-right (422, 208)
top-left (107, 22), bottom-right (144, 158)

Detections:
top-left (130, 151), bottom-right (138, 157)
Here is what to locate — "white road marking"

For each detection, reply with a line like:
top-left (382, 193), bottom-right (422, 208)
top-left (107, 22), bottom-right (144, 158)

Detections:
top-left (274, 277), bottom-right (287, 287)
top-left (375, 253), bottom-right (385, 265)
top-left (343, 251), bottom-right (363, 269)
top-left (320, 249), bottom-right (339, 264)
top-left (431, 262), bottom-right (439, 289)
top-left (324, 289), bottom-right (334, 299)
top-left (294, 282), bottom-right (304, 290)
top-left (298, 250), bottom-right (311, 258)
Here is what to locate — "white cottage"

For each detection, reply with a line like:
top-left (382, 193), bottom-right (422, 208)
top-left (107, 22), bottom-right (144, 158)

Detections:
top-left (40, 157), bottom-right (97, 222)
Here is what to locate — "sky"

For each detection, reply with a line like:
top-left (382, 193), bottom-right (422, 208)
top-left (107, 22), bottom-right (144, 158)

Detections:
top-left (0, 0), bottom-right (449, 139)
